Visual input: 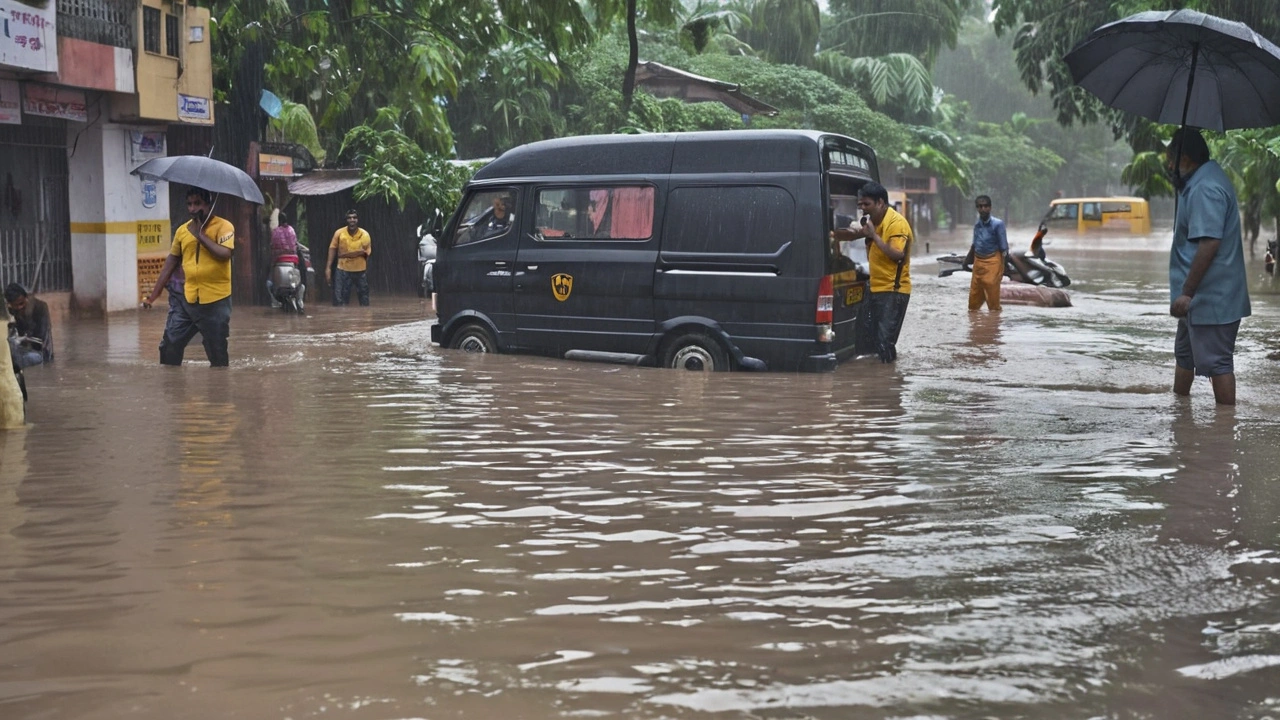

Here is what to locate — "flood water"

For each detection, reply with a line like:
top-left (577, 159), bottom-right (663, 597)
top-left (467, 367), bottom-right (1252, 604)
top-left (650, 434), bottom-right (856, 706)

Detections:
top-left (4, 230), bottom-right (1280, 719)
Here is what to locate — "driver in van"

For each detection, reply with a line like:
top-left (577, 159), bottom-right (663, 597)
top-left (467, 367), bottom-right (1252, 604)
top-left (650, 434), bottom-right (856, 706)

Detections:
top-left (479, 193), bottom-right (514, 240)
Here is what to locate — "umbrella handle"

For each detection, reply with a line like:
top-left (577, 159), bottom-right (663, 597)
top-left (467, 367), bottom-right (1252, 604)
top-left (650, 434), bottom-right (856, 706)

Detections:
top-left (1178, 42), bottom-right (1200, 131)
top-left (1172, 42), bottom-right (1201, 193)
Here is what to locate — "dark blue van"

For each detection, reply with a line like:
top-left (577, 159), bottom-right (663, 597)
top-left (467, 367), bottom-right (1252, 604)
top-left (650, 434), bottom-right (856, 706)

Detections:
top-left (430, 130), bottom-right (879, 371)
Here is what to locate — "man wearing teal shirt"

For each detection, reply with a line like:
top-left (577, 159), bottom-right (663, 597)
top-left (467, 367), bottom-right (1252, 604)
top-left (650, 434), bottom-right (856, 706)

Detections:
top-left (1166, 128), bottom-right (1250, 406)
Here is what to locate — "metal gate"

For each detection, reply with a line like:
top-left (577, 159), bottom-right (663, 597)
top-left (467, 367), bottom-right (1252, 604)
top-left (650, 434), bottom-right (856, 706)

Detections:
top-left (0, 120), bottom-right (73, 293)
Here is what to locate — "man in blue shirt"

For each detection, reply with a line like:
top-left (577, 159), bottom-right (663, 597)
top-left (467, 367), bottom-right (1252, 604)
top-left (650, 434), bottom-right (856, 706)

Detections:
top-left (1167, 128), bottom-right (1250, 406)
top-left (968, 195), bottom-right (1008, 311)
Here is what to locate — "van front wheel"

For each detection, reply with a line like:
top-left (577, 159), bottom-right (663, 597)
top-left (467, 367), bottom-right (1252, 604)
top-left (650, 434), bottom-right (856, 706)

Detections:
top-left (662, 332), bottom-right (730, 371)
top-left (449, 323), bottom-right (497, 354)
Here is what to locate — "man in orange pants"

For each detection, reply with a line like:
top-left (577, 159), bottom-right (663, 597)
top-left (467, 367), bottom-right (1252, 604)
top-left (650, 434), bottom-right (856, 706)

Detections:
top-left (967, 195), bottom-right (1008, 311)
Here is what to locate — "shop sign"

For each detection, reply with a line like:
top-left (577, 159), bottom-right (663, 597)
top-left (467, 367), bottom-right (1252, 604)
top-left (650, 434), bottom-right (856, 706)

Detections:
top-left (136, 220), bottom-right (172, 306)
top-left (22, 83), bottom-right (87, 122)
top-left (178, 94), bottom-right (211, 122)
top-left (136, 220), bottom-right (168, 255)
top-left (259, 153), bottom-right (294, 177)
top-left (0, 0), bottom-right (58, 73)
top-left (0, 78), bottom-right (19, 124)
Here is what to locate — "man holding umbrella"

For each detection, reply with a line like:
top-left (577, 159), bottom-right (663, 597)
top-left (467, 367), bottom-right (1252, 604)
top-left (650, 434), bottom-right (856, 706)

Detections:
top-left (1064, 8), bottom-right (1280, 405)
top-left (1166, 128), bottom-right (1250, 405)
top-left (144, 187), bottom-right (237, 367)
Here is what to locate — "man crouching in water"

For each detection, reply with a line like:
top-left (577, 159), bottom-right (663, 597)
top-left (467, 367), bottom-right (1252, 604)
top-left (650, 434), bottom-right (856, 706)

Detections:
top-left (144, 187), bottom-right (237, 367)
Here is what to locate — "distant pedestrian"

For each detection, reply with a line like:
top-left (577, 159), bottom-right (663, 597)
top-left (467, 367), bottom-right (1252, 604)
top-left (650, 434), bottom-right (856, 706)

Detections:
top-left (1166, 127), bottom-right (1250, 405)
top-left (832, 181), bottom-right (912, 363)
top-left (143, 186), bottom-right (236, 367)
top-left (967, 195), bottom-right (1008, 311)
top-left (327, 209), bottom-right (372, 306)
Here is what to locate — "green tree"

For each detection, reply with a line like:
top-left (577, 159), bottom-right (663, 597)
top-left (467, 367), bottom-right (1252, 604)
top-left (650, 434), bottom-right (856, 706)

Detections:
top-left (749, 0), bottom-right (821, 66)
top-left (586, 0), bottom-right (682, 113)
top-left (823, 0), bottom-right (972, 65)
top-left (679, 1), bottom-right (753, 55)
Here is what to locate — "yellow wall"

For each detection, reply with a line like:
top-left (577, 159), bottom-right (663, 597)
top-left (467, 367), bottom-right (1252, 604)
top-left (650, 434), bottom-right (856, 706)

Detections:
top-left (134, 0), bottom-right (213, 124)
top-left (178, 6), bottom-right (214, 124)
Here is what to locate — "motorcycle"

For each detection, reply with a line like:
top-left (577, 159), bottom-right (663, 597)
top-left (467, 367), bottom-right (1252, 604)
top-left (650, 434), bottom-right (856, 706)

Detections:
top-left (937, 223), bottom-right (1071, 288)
top-left (269, 242), bottom-right (315, 313)
top-left (5, 321), bottom-right (27, 409)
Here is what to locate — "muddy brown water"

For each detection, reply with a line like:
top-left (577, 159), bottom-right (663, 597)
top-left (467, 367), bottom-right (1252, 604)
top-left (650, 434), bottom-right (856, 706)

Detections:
top-left (3, 230), bottom-right (1280, 719)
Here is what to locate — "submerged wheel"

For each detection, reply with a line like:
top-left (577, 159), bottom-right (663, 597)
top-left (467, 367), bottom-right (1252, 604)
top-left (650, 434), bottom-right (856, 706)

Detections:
top-left (662, 332), bottom-right (730, 371)
top-left (449, 323), bottom-right (497, 354)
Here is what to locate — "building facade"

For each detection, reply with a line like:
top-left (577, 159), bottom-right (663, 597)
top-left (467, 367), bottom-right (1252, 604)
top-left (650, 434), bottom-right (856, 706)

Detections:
top-left (0, 0), bottom-right (213, 313)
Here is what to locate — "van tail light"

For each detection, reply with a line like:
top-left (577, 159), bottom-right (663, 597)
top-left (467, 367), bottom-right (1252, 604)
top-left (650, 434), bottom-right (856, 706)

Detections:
top-left (816, 275), bottom-right (833, 324)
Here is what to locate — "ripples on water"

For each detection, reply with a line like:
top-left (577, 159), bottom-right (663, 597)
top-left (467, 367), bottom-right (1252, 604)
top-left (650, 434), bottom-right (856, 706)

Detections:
top-left (2, 236), bottom-right (1280, 719)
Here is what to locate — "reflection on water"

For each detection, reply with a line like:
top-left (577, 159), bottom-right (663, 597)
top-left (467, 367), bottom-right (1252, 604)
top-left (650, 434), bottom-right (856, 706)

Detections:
top-left (2, 233), bottom-right (1280, 719)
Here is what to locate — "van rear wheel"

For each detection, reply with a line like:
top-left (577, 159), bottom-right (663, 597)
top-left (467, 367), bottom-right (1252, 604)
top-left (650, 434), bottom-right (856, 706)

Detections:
top-left (450, 323), bottom-right (497, 354)
top-left (663, 332), bottom-right (729, 371)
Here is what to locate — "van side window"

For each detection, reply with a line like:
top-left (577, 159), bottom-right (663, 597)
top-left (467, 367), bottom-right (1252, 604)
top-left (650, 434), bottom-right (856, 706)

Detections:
top-left (1082, 202), bottom-right (1102, 221)
top-left (1101, 202), bottom-right (1131, 213)
top-left (454, 189), bottom-right (518, 247)
top-left (535, 186), bottom-right (655, 240)
top-left (664, 186), bottom-right (795, 254)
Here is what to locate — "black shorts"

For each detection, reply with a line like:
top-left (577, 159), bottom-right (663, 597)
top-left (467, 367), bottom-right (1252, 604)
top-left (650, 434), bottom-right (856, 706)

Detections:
top-left (1174, 319), bottom-right (1239, 377)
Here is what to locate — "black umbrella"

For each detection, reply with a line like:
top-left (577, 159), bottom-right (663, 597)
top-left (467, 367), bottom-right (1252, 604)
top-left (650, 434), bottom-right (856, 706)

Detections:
top-left (1064, 9), bottom-right (1280, 132)
top-left (131, 155), bottom-right (265, 204)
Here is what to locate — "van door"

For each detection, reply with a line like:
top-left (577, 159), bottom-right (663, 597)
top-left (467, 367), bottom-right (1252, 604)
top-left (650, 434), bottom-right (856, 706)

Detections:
top-left (514, 184), bottom-right (660, 355)
top-left (438, 187), bottom-right (522, 343)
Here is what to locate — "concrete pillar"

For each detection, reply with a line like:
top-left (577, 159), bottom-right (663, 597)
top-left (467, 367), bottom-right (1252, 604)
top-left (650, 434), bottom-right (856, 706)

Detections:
top-left (68, 122), bottom-right (170, 314)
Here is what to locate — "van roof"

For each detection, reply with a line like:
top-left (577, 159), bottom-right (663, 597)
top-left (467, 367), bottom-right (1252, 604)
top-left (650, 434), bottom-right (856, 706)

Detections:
top-left (471, 130), bottom-right (877, 181)
top-left (1049, 196), bottom-right (1148, 204)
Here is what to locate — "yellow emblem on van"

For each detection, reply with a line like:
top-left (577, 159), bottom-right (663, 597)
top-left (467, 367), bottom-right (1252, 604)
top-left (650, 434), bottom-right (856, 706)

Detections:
top-left (552, 273), bottom-right (573, 301)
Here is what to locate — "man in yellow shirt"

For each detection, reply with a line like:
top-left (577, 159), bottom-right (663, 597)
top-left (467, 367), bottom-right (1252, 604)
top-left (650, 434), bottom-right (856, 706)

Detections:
top-left (143, 187), bottom-right (236, 367)
top-left (833, 181), bottom-right (912, 363)
top-left (326, 209), bottom-right (372, 306)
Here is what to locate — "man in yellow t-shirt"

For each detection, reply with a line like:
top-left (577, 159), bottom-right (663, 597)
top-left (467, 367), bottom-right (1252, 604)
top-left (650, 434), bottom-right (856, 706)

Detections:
top-left (832, 181), bottom-right (912, 363)
top-left (326, 209), bottom-right (372, 306)
top-left (143, 187), bottom-right (236, 367)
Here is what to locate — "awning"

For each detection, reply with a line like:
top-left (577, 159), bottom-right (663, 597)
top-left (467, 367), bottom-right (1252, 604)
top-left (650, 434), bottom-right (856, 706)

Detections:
top-left (635, 61), bottom-right (779, 117)
top-left (287, 168), bottom-right (362, 196)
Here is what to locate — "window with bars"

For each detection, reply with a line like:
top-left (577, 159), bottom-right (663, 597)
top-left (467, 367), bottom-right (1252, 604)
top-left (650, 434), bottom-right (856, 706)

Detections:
top-left (58, 0), bottom-right (136, 48)
top-left (143, 5), bottom-right (160, 53)
top-left (165, 13), bottom-right (179, 56)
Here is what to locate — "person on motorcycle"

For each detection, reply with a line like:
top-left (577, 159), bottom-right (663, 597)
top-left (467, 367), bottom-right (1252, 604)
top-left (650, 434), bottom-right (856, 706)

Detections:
top-left (267, 211), bottom-right (309, 306)
top-left (966, 195), bottom-right (1008, 311)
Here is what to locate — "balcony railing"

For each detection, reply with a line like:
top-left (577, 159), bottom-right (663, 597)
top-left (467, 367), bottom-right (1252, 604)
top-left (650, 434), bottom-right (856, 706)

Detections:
top-left (58, 0), bottom-right (137, 49)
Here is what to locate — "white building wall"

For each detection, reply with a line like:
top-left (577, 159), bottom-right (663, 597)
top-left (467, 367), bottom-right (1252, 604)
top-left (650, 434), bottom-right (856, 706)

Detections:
top-left (68, 122), bottom-right (170, 313)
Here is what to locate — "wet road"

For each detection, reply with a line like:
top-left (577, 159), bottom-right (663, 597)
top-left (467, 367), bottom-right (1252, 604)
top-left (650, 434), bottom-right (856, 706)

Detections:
top-left (3, 231), bottom-right (1280, 719)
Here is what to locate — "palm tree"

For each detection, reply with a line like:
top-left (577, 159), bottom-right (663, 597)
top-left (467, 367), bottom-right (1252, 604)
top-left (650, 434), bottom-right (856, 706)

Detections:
top-left (680, 1), bottom-right (752, 55)
top-left (751, 0), bottom-right (821, 67)
top-left (824, 0), bottom-right (971, 65)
